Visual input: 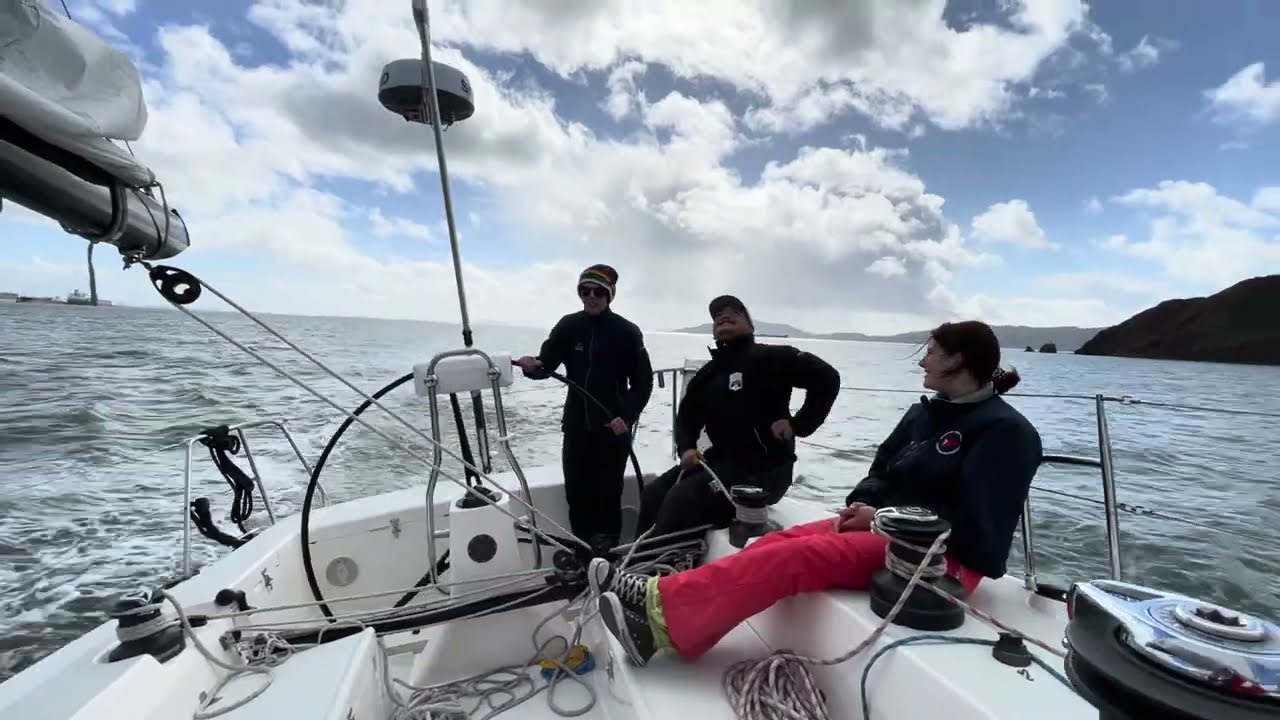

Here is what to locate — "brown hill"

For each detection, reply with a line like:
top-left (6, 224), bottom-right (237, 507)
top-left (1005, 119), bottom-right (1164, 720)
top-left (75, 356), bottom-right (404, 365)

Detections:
top-left (1076, 275), bottom-right (1280, 365)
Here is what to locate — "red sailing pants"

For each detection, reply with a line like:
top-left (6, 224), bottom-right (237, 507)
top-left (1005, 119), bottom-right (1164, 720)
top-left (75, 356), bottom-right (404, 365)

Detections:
top-left (655, 518), bottom-right (985, 660)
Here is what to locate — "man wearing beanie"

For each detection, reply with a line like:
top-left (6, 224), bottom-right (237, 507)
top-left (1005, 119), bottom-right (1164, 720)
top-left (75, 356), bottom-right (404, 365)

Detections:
top-left (635, 294), bottom-right (841, 538)
top-left (514, 264), bottom-right (654, 553)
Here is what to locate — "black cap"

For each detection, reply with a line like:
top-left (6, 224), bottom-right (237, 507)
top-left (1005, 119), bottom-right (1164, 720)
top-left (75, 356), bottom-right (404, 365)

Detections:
top-left (708, 295), bottom-right (753, 328)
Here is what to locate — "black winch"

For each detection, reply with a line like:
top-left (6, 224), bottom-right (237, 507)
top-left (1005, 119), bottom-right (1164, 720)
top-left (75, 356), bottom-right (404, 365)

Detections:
top-left (727, 485), bottom-right (781, 548)
top-left (867, 506), bottom-right (966, 631)
top-left (455, 484), bottom-right (501, 510)
top-left (1064, 579), bottom-right (1278, 719)
top-left (105, 591), bottom-right (188, 664)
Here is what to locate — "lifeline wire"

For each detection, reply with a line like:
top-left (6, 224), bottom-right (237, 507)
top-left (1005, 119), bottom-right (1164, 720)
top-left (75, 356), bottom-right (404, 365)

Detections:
top-left (1111, 393), bottom-right (1280, 418)
top-left (1029, 484), bottom-right (1275, 547)
top-left (836, 385), bottom-right (1280, 420)
top-left (793, 437), bottom-right (1275, 550)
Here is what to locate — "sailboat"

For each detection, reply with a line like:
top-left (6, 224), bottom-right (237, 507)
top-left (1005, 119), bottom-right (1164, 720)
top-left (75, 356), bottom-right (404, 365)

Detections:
top-left (0, 1), bottom-right (1274, 718)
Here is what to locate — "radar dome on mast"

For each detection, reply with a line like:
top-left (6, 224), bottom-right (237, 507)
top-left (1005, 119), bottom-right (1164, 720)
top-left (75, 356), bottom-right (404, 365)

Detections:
top-left (378, 59), bottom-right (475, 125)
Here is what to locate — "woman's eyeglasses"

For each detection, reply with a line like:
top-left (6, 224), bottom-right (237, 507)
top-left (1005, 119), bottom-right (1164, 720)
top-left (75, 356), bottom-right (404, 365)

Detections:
top-left (578, 285), bottom-right (609, 299)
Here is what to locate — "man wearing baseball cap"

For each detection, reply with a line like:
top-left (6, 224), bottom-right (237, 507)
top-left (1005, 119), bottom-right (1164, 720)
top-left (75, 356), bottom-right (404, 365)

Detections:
top-left (514, 264), bottom-right (654, 553)
top-left (636, 294), bottom-right (841, 538)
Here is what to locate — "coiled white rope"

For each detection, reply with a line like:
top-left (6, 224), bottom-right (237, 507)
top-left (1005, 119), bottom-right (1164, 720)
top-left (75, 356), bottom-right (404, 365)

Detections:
top-left (156, 590), bottom-right (294, 719)
top-left (720, 520), bottom-right (1069, 720)
top-left (720, 524), bottom-right (951, 720)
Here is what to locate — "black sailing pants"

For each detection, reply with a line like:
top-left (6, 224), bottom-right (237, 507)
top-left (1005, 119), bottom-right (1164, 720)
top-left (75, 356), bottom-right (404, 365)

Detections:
top-left (561, 428), bottom-right (631, 547)
top-left (636, 453), bottom-right (794, 540)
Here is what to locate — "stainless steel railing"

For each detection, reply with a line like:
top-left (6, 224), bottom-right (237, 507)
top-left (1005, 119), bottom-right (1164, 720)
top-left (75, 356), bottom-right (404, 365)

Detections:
top-left (419, 348), bottom-right (540, 590)
top-left (1032, 452), bottom-right (1104, 590)
top-left (175, 418), bottom-right (327, 577)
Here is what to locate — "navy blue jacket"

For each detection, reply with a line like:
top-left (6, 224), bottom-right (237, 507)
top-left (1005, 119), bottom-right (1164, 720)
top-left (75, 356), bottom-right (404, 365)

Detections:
top-left (675, 337), bottom-right (841, 486)
top-left (534, 309), bottom-right (654, 432)
top-left (845, 393), bottom-right (1042, 579)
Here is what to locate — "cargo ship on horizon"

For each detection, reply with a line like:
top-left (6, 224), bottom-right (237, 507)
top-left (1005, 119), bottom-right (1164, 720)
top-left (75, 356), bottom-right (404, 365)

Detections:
top-left (6, 289), bottom-right (113, 306)
top-left (64, 289), bottom-right (112, 306)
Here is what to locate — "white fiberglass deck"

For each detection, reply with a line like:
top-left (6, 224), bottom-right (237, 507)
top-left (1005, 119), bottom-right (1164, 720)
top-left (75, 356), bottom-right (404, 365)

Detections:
top-left (0, 447), bottom-right (1095, 720)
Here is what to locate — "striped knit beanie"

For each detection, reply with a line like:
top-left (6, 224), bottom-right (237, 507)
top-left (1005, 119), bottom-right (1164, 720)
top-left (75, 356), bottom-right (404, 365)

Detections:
top-left (578, 264), bottom-right (618, 300)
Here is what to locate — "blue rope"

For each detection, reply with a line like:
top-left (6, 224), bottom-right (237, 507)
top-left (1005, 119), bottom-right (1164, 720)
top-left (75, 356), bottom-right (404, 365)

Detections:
top-left (858, 634), bottom-right (1075, 719)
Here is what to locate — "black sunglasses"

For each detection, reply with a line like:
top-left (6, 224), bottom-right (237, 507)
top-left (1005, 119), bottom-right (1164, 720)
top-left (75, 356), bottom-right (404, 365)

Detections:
top-left (578, 285), bottom-right (609, 298)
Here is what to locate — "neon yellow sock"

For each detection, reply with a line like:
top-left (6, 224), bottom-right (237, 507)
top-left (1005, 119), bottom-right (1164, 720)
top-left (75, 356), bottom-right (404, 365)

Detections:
top-left (643, 576), bottom-right (672, 651)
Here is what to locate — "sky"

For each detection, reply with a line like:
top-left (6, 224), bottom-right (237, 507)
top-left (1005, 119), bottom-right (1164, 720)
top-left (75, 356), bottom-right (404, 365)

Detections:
top-left (2, 0), bottom-right (1279, 335)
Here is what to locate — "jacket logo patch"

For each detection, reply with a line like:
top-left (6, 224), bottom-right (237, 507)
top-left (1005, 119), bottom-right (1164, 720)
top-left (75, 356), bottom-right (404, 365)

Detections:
top-left (573, 342), bottom-right (584, 352)
top-left (936, 430), bottom-right (962, 455)
top-left (728, 372), bottom-right (743, 391)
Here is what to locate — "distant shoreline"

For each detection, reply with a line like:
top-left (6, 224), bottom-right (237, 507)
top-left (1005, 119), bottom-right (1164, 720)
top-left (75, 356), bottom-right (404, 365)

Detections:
top-left (666, 322), bottom-right (1102, 353)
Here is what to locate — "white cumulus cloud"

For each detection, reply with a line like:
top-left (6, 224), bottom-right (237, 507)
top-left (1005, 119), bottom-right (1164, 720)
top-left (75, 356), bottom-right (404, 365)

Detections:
top-left (3, 0), bottom-right (1261, 336)
top-left (1204, 62), bottom-right (1280, 129)
top-left (1104, 181), bottom-right (1280, 287)
top-left (970, 200), bottom-right (1057, 250)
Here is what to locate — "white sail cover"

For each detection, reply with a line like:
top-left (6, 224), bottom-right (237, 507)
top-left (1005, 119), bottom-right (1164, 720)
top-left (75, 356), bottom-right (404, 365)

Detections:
top-left (0, 0), bottom-right (154, 186)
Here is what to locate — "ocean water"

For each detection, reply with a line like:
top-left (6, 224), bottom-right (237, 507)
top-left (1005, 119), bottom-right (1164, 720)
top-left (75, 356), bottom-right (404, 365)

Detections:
top-left (2, 301), bottom-right (1280, 682)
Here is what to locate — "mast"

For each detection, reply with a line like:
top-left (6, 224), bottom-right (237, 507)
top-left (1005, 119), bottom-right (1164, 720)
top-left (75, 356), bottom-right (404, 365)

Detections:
top-left (412, 0), bottom-right (473, 348)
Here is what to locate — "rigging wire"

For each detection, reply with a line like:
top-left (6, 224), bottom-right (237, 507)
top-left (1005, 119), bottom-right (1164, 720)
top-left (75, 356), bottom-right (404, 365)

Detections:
top-left (135, 263), bottom-right (587, 561)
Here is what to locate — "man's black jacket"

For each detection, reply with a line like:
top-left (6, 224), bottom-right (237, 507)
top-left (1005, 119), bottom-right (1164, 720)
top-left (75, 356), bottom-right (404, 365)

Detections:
top-left (534, 309), bottom-right (654, 432)
top-left (675, 336), bottom-right (841, 476)
top-left (844, 391), bottom-right (1043, 579)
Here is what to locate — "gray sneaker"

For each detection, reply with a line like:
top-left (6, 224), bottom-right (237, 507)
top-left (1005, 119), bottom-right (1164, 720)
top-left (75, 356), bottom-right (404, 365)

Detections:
top-left (589, 558), bottom-right (650, 604)
top-left (599, 589), bottom-right (657, 666)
